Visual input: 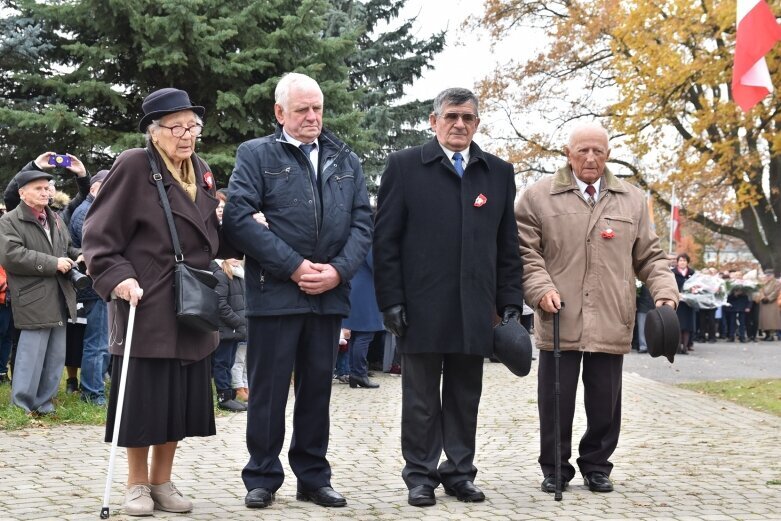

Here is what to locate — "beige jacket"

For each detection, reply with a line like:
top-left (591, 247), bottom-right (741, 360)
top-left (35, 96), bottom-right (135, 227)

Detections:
top-left (515, 165), bottom-right (679, 354)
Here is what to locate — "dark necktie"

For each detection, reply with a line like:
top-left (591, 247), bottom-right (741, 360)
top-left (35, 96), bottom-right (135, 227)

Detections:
top-left (300, 143), bottom-right (317, 189)
top-left (585, 184), bottom-right (596, 208)
top-left (452, 152), bottom-right (465, 177)
top-left (37, 213), bottom-right (47, 229)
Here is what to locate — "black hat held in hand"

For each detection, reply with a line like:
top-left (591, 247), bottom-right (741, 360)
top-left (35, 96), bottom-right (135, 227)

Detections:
top-left (138, 88), bottom-right (205, 132)
top-left (645, 305), bottom-right (680, 363)
top-left (493, 319), bottom-right (534, 377)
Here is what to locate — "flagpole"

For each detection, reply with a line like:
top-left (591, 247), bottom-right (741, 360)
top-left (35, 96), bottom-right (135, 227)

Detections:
top-left (668, 187), bottom-right (675, 255)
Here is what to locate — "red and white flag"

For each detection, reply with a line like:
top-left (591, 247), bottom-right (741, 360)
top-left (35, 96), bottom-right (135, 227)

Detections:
top-left (671, 203), bottom-right (681, 243)
top-left (732, 0), bottom-right (781, 112)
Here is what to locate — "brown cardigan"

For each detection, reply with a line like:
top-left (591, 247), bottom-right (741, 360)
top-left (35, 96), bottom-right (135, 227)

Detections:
top-left (82, 146), bottom-right (224, 362)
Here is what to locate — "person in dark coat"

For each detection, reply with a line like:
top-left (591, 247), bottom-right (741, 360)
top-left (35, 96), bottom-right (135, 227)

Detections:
top-left (223, 72), bottom-right (372, 510)
top-left (342, 248), bottom-right (383, 389)
top-left (0, 169), bottom-right (82, 415)
top-left (68, 169), bottom-right (110, 405)
top-left (211, 258), bottom-right (247, 412)
top-left (635, 283), bottom-right (655, 353)
top-left (82, 88), bottom-right (229, 517)
top-left (373, 87), bottom-right (524, 507)
top-left (672, 253), bottom-right (696, 354)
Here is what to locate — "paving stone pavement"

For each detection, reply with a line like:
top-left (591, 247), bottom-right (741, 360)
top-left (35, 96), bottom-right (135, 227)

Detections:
top-left (2, 358), bottom-right (780, 520)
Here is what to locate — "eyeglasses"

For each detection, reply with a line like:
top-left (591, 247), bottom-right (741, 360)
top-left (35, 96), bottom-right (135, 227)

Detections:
top-left (158, 124), bottom-right (203, 138)
top-left (439, 112), bottom-right (478, 124)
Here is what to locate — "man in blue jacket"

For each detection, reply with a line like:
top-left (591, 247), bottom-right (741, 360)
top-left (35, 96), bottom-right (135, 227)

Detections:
top-left (224, 72), bottom-right (372, 510)
top-left (68, 169), bottom-right (109, 405)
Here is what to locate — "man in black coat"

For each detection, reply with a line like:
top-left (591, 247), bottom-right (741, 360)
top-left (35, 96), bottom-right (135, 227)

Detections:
top-left (373, 87), bottom-right (524, 507)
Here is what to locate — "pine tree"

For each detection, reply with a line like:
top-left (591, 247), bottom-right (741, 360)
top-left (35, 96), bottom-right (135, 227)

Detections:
top-left (0, 0), bottom-right (359, 187)
top-left (326, 0), bottom-right (445, 189)
top-left (0, 0), bottom-right (443, 196)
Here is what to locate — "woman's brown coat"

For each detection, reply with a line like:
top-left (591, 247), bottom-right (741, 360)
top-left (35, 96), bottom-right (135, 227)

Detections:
top-left (82, 147), bottom-right (222, 362)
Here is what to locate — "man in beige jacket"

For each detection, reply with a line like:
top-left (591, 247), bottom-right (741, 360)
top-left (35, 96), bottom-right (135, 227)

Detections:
top-left (515, 122), bottom-right (678, 494)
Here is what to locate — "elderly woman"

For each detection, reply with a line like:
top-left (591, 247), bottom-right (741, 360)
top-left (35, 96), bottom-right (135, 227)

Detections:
top-left (672, 253), bottom-right (696, 354)
top-left (82, 88), bottom-right (224, 516)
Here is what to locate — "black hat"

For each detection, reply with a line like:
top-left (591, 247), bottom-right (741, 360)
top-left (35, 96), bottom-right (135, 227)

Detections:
top-left (138, 88), bottom-right (205, 132)
top-left (493, 319), bottom-right (534, 377)
top-left (90, 169), bottom-right (109, 187)
top-left (16, 169), bottom-right (53, 188)
top-left (645, 305), bottom-right (680, 363)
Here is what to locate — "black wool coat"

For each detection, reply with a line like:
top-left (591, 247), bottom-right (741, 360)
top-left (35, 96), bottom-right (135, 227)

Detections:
top-left (373, 138), bottom-right (524, 356)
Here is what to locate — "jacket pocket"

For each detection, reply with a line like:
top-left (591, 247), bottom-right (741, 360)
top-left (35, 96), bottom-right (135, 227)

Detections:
top-left (262, 166), bottom-right (302, 208)
top-left (18, 281), bottom-right (46, 306)
top-left (331, 172), bottom-right (355, 212)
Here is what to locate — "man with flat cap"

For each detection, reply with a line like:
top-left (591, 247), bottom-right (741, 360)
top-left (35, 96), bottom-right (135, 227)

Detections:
top-left (0, 169), bottom-right (82, 414)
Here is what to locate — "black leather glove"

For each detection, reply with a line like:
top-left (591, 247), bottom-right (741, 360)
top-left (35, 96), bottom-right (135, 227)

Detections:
top-left (383, 304), bottom-right (408, 337)
top-left (501, 305), bottom-right (522, 325)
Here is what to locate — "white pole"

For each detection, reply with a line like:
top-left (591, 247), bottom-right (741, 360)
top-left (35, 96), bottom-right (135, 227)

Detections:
top-left (100, 289), bottom-right (142, 519)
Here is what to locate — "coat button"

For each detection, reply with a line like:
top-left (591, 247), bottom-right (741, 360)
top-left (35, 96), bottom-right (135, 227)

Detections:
top-left (202, 245), bottom-right (210, 252)
top-left (37, 264), bottom-right (43, 270)
top-left (308, 199), bottom-right (313, 204)
top-left (58, 321), bottom-right (63, 326)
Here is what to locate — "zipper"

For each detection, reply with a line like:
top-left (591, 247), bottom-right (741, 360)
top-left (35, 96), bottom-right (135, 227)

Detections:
top-left (259, 270), bottom-right (265, 291)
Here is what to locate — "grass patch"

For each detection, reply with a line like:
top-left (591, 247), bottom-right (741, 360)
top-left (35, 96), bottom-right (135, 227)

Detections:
top-left (0, 371), bottom-right (231, 431)
top-left (0, 376), bottom-right (107, 431)
top-left (678, 379), bottom-right (781, 417)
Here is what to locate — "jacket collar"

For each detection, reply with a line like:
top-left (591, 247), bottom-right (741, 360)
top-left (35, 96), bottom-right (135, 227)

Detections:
top-left (274, 124), bottom-right (350, 159)
top-left (420, 138), bottom-right (488, 172)
top-left (550, 164), bottom-right (627, 195)
top-left (17, 201), bottom-right (56, 225)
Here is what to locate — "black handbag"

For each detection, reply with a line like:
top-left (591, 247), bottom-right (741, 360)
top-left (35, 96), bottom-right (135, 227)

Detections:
top-left (148, 147), bottom-right (220, 333)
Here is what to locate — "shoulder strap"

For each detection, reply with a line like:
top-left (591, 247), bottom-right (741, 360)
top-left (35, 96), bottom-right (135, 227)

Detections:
top-left (146, 147), bottom-right (184, 262)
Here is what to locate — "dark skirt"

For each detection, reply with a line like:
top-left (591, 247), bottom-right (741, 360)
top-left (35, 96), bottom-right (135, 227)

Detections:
top-left (677, 302), bottom-right (696, 333)
top-left (104, 355), bottom-right (216, 447)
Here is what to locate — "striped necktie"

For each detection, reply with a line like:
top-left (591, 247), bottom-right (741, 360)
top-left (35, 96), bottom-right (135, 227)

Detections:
top-left (585, 184), bottom-right (596, 208)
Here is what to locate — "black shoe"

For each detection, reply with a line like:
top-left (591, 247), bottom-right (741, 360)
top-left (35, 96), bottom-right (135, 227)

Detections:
top-left (444, 480), bottom-right (485, 502)
top-left (296, 486), bottom-right (346, 507)
top-left (349, 375), bottom-right (379, 389)
top-left (65, 377), bottom-right (79, 394)
top-left (541, 475), bottom-right (570, 493)
top-left (218, 398), bottom-right (247, 411)
top-left (0, 372), bottom-right (9, 385)
top-left (217, 390), bottom-right (247, 412)
top-left (583, 471), bottom-right (613, 492)
top-left (245, 487), bottom-right (274, 508)
top-left (407, 485), bottom-right (436, 507)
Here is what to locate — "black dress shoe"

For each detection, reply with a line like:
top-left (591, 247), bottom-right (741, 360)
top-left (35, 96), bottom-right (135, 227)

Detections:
top-left (583, 471), bottom-right (613, 492)
top-left (541, 475), bottom-right (570, 493)
top-left (349, 375), bottom-right (379, 388)
top-left (245, 487), bottom-right (274, 508)
top-left (407, 485), bottom-right (436, 507)
top-left (444, 480), bottom-right (485, 502)
top-left (296, 486), bottom-right (347, 507)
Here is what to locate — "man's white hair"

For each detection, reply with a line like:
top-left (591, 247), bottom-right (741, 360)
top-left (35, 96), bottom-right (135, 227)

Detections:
top-left (567, 122), bottom-right (610, 149)
top-left (275, 73), bottom-right (322, 109)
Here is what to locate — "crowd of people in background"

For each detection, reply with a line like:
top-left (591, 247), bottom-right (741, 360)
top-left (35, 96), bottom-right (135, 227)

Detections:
top-left (633, 257), bottom-right (781, 354)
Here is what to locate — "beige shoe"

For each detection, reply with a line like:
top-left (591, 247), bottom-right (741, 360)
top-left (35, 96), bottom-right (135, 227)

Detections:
top-left (235, 387), bottom-right (249, 402)
top-left (150, 481), bottom-right (193, 513)
top-left (124, 484), bottom-right (153, 516)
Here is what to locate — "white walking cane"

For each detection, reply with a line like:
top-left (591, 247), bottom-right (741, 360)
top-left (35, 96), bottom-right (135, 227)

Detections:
top-left (100, 289), bottom-right (142, 519)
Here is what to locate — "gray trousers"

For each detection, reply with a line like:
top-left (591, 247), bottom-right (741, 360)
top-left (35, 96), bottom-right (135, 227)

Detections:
top-left (12, 327), bottom-right (66, 413)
